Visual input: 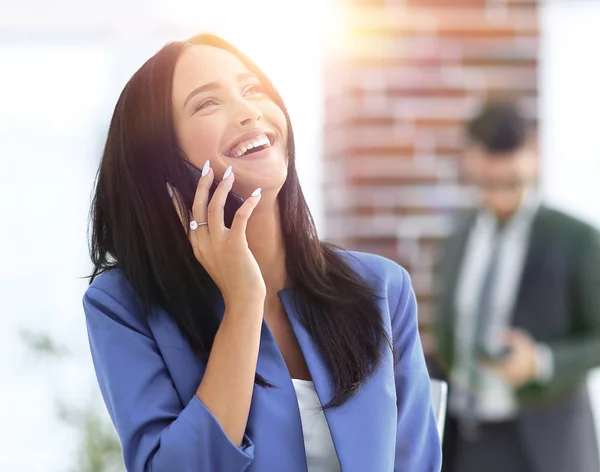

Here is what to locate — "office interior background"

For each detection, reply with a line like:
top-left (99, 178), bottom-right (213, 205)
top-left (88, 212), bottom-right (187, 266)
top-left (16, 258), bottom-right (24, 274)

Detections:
top-left (1, 0), bottom-right (599, 470)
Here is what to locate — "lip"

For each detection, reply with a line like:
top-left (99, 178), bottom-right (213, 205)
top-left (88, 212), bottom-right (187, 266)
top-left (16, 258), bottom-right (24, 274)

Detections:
top-left (223, 128), bottom-right (276, 158)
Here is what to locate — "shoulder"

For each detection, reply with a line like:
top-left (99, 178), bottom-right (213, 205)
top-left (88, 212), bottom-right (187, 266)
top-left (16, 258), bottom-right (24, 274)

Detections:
top-left (541, 205), bottom-right (594, 229)
top-left (338, 250), bottom-right (412, 312)
top-left (539, 205), bottom-right (600, 245)
top-left (340, 250), bottom-right (407, 282)
top-left (338, 252), bottom-right (421, 358)
top-left (83, 269), bottom-right (149, 335)
top-left (85, 268), bottom-right (138, 307)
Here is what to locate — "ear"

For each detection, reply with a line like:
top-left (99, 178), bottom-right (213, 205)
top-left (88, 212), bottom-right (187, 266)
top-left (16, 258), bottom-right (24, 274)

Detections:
top-left (523, 138), bottom-right (540, 174)
top-left (462, 144), bottom-right (483, 181)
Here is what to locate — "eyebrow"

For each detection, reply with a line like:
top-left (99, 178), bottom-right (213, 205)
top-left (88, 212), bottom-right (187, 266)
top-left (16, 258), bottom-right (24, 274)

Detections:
top-left (183, 72), bottom-right (259, 109)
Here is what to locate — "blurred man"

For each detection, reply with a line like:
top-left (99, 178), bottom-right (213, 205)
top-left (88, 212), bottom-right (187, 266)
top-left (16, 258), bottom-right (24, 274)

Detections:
top-left (431, 101), bottom-right (600, 472)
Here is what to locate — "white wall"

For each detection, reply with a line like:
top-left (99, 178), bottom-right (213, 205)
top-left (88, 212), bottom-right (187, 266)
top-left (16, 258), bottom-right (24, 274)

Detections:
top-left (0, 3), bottom-right (326, 470)
top-left (540, 1), bottom-right (600, 227)
top-left (540, 0), bottom-right (600, 448)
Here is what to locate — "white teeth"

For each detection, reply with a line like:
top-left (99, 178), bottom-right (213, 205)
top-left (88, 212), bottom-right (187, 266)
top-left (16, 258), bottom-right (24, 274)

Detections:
top-left (229, 133), bottom-right (271, 158)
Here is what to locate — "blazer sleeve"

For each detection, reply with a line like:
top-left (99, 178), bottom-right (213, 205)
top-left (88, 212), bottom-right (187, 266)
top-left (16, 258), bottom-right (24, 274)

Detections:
top-left (83, 285), bottom-right (255, 472)
top-left (392, 268), bottom-right (443, 472)
top-left (546, 228), bottom-right (600, 388)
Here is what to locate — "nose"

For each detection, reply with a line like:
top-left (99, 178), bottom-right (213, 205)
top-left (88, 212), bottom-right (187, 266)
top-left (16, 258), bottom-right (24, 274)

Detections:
top-left (236, 100), bottom-right (262, 126)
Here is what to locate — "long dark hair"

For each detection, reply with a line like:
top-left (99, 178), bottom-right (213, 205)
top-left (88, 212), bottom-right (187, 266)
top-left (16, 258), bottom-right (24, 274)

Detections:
top-left (89, 34), bottom-right (390, 408)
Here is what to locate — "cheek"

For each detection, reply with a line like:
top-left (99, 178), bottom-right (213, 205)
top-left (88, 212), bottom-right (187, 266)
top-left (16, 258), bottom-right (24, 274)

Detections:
top-left (265, 104), bottom-right (288, 143)
top-left (178, 119), bottom-right (221, 164)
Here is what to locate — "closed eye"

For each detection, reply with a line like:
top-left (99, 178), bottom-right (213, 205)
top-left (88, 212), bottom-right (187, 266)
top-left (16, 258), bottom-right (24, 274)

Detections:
top-left (244, 83), bottom-right (265, 97)
top-left (194, 98), bottom-right (219, 113)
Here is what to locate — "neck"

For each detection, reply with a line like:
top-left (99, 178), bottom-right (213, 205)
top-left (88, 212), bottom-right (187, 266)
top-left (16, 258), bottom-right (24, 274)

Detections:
top-left (245, 194), bottom-right (288, 295)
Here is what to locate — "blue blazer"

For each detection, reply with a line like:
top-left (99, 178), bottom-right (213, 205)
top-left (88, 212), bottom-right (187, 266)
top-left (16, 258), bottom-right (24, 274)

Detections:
top-left (83, 251), bottom-right (442, 471)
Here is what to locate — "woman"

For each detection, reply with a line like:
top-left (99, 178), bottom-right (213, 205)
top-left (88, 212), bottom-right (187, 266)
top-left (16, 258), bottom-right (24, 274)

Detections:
top-left (84, 34), bottom-right (441, 472)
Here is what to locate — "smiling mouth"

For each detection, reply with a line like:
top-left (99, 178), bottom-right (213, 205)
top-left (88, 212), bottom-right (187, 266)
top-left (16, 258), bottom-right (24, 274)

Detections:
top-left (226, 133), bottom-right (274, 159)
top-left (239, 142), bottom-right (269, 158)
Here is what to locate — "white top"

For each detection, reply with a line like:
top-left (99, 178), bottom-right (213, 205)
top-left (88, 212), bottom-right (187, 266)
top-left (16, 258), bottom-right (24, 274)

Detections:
top-left (291, 379), bottom-right (341, 472)
top-left (451, 191), bottom-right (541, 420)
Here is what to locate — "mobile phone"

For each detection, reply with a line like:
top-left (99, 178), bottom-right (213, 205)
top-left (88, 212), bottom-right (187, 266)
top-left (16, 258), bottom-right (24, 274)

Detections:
top-left (183, 161), bottom-right (244, 229)
top-left (477, 346), bottom-right (513, 363)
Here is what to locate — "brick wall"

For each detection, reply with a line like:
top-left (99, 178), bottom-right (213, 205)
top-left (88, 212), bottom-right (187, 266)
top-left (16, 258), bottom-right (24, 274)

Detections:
top-left (322, 0), bottom-right (538, 350)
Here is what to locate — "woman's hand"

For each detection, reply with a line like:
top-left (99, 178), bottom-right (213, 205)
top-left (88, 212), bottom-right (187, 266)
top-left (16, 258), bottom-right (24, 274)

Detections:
top-left (168, 160), bottom-right (266, 310)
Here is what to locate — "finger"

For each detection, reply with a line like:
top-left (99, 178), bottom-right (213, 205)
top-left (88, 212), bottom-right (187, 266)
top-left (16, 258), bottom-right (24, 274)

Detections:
top-left (207, 165), bottom-right (235, 233)
top-left (229, 187), bottom-right (262, 238)
top-left (170, 185), bottom-right (207, 256)
top-left (190, 160), bottom-right (214, 235)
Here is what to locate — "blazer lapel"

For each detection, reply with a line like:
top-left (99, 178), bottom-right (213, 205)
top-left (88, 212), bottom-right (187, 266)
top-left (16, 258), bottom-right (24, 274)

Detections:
top-left (279, 289), bottom-right (396, 472)
top-left (512, 206), bottom-right (553, 332)
top-left (436, 210), bottom-right (476, 368)
top-left (146, 307), bottom-right (206, 403)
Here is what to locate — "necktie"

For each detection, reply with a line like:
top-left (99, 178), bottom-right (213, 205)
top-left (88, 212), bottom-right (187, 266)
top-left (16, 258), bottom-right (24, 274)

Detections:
top-left (473, 228), bottom-right (504, 357)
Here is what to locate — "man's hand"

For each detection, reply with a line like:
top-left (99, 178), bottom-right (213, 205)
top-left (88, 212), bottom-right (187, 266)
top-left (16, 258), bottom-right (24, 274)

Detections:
top-left (482, 329), bottom-right (538, 388)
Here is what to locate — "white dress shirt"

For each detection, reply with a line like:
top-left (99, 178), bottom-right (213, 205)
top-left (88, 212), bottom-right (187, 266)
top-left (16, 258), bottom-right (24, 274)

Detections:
top-left (450, 191), bottom-right (552, 421)
top-left (292, 379), bottom-right (341, 472)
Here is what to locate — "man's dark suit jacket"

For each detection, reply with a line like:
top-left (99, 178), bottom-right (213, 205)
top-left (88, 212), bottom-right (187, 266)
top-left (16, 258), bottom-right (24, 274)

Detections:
top-left (432, 204), bottom-right (600, 472)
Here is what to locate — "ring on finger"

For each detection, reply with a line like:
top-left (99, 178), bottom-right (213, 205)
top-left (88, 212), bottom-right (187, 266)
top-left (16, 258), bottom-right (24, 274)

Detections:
top-left (190, 220), bottom-right (208, 231)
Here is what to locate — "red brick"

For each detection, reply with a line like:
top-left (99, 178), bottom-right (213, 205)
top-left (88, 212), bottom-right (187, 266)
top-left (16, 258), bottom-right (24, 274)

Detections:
top-left (340, 35), bottom-right (537, 68)
top-left (323, 1), bottom-right (538, 334)
top-left (340, 6), bottom-right (538, 37)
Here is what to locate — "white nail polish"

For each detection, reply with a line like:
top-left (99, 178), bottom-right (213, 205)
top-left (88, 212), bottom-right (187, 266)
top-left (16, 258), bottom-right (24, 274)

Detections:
top-left (201, 160), bottom-right (210, 177)
top-left (251, 188), bottom-right (262, 197)
top-left (166, 182), bottom-right (173, 198)
top-left (223, 166), bottom-right (233, 180)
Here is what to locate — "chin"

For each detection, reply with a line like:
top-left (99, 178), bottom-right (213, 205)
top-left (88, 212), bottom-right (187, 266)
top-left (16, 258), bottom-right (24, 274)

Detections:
top-left (233, 176), bottom-right (285, 199)
top-left (235, 165), bottom-right (287, 192)
top-left (493, 205), bottom-right (518, 220)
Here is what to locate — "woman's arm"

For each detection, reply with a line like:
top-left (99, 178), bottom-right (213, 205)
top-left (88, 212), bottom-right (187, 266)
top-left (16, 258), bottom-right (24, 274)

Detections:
top-left (196, 301), bottom-right (263, 447)
top-left (84, 285), bottom-right (261, 472)
top-left (391, 267), bottom-right (443, 472)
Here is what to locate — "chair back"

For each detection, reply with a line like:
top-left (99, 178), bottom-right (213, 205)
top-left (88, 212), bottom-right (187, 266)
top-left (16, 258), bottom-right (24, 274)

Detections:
top-left (430, 378), bottom-right (448, 441)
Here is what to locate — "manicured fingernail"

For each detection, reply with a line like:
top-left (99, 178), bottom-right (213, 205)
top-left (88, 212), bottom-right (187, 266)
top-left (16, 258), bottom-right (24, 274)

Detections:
top-left (251, 188), bottom-right (262, 197)
top-left (166, 182), bottom-right (173, 198)
top-left (201, 160), bottom-right (210, 177)
top-left (223, 166), bottom-right (233, 180)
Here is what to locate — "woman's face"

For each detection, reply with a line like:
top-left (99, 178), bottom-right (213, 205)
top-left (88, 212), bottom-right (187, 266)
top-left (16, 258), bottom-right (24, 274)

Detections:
top-left (172, 45), bottom-right (288, 197)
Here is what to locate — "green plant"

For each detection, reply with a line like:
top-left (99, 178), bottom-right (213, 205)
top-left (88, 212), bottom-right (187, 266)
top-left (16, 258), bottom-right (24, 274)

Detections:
top-left (58, 402), bottom-right (124, 472)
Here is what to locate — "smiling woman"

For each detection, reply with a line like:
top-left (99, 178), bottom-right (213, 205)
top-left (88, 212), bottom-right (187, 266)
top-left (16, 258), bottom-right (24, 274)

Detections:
top-left (83, 34), bottom-right (441, 472)
top-left (172, 44), bottom-right (288, 198)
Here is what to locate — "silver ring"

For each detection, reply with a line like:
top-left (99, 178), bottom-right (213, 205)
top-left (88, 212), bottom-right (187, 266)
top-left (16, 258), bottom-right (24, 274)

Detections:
top-left (190, 221), bottom-right (208, 231)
